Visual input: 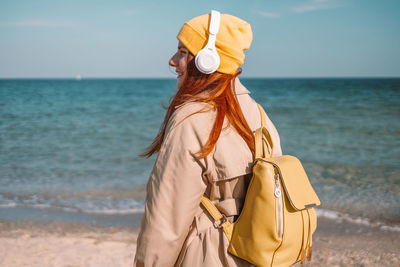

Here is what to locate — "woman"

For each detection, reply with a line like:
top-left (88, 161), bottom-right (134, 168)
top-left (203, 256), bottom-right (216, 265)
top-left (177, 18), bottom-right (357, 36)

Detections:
top-left (134, 11), bottom-right (282, 266)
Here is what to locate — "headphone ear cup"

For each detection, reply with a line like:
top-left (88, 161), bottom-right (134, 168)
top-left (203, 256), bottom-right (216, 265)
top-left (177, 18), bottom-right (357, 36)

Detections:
top-left (195, 48), bottom-right (220, 74)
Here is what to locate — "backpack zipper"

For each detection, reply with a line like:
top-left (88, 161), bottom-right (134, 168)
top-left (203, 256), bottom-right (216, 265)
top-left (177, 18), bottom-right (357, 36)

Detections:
top-left (274, 172), bottom-right (283, 239)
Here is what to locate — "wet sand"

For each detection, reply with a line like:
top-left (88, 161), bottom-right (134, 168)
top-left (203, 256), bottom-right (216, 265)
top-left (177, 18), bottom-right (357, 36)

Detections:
top-left (0, 217), bottom-right (399, 267)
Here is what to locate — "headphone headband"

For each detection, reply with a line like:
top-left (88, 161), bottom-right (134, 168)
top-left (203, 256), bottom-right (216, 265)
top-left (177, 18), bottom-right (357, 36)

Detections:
top-left (208, 10), bottom-right (220, 35)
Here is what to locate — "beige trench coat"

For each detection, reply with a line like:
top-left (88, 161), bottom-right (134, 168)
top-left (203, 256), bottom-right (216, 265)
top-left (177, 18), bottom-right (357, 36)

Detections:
top-left (134, 78), bottom-right (282, 267)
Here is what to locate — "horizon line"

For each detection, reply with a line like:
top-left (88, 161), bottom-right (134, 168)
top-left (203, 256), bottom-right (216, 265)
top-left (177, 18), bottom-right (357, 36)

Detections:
top-left (1, 76), bottom-right (400, 80)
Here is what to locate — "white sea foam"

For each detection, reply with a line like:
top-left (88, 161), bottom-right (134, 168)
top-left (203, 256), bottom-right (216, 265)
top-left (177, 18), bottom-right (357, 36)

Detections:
top-left (80, 208), bottom-right (145, 214)
top-left (0, 192), bottom-right (145, 215)
top-left (0, 203), bottom-right (17, 208)
top-left (316, 208), bottom-right (400, 233)
top-left (0, 202), bottom-right (145, 215)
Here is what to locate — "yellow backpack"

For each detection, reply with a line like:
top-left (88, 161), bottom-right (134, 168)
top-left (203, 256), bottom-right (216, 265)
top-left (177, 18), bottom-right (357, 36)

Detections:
top-left (201, 104), bottom-right (321, 267)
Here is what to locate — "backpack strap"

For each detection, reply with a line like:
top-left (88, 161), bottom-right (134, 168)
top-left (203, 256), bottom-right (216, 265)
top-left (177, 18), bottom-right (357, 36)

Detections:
top-left (200, 104), bottom-right (274, 241)
top-left (255, 104), bottom-right (274, 158)
top-left (257, 103), bottom-right (266, 128)
top-left (200, 196), bottom-right (233, 241)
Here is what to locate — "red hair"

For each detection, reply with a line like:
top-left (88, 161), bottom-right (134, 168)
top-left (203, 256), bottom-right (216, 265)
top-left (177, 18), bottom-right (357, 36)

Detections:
top-left (139, 54), bottom-right (255, 159)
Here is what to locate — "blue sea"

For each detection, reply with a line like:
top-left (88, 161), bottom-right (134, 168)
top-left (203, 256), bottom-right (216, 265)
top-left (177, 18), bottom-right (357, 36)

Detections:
top-left (0, 78), bottom-right (399, 230)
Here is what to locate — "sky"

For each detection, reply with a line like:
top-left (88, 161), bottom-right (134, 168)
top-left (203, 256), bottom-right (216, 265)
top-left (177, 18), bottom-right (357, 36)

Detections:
top-left (0, 0), bottom-right (399, 78)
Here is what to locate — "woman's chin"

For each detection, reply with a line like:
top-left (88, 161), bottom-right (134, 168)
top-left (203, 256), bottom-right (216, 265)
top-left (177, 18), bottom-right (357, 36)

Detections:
top-left (177, 78), bottom-right (184, 89)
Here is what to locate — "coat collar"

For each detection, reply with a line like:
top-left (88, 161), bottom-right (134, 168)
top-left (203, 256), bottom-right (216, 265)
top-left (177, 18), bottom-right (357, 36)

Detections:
top-left (233, 77), bottom-right (250, 95)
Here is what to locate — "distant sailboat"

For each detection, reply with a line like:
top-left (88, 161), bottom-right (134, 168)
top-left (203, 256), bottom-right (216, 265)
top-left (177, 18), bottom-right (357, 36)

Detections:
top-left (75, 75), bottom-right (82, 80)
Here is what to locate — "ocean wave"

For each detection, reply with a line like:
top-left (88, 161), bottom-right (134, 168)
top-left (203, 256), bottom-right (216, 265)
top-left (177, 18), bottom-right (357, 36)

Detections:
top-left (0, 203), bottom-right (144, 215)
top-left (0, 191), bottom-right (145, 215)
top-left (1, 192), bottom-right (400, 233)
top-left (316, 208), bottom-right (400, 233)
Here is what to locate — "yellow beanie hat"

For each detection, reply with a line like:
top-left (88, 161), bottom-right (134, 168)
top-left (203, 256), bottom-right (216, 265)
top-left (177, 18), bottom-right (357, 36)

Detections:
top-left (177, 13), bottom-right (253, 74)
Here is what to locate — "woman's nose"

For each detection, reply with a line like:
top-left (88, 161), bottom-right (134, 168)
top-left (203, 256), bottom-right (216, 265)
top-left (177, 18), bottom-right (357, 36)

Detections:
top-left (169, 53), bottom-right (177, 67)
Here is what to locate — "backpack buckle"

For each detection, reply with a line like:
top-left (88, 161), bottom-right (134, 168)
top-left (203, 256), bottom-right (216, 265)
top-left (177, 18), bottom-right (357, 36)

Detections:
top-left (214, 214), bottom-right (228, 228)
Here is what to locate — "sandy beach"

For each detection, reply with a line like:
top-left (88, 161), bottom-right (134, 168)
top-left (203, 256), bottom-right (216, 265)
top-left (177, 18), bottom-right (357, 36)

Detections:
top-left (0, 221), bottom-right (138, 267)
top-left (0, 217), bottom-right (399, 267)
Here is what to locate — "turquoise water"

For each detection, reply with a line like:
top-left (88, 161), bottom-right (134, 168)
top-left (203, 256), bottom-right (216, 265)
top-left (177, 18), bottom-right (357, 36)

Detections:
top-left (0, 78), bottom-right (399, 226)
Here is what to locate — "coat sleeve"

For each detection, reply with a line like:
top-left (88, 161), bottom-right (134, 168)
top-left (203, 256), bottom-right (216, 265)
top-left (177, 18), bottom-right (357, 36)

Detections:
top-left (134, 106), bottom-right (211, 266)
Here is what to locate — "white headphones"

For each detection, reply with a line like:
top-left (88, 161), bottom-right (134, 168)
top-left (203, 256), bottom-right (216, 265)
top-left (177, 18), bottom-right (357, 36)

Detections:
top-left (195, 10), bottom-right (221, 74)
